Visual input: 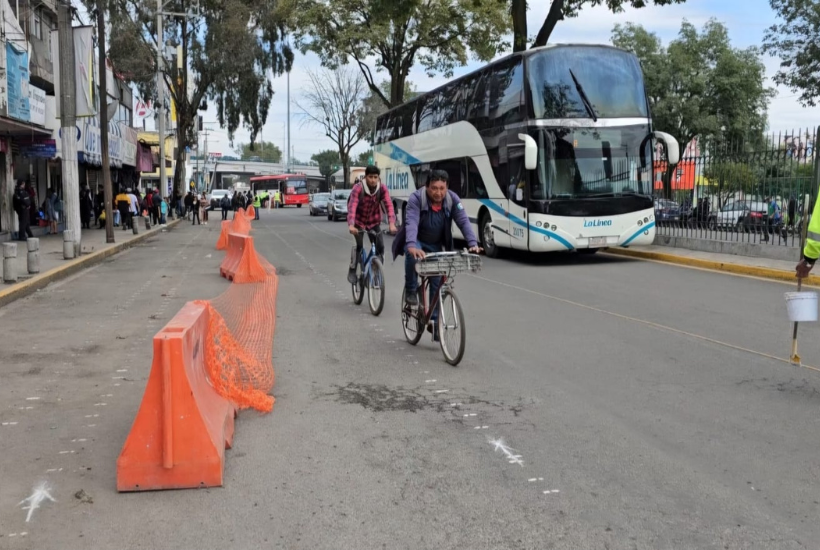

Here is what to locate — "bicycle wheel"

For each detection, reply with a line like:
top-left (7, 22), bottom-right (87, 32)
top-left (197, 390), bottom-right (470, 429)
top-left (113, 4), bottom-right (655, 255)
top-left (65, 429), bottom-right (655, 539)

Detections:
top-left (401, 288), bottom-right (423, 345)
top-left (367, 258), bottom-right (385, 316)
top-left (352, 261), bottom-right (364, 305)
top-left (438, 289), bottom-right (466, 366)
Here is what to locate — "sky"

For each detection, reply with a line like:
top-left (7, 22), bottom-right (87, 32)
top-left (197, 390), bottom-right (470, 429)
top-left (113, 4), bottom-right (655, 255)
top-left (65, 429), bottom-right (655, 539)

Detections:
top-left (154, 0), bottom-right (819, 161)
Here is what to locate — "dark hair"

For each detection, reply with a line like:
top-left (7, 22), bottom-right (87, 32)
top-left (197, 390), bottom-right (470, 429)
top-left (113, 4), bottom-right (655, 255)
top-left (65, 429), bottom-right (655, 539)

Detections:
top-left (365, 165), bottom-right (380, 176)
top-left (428, 169), bottom-right (449, 185)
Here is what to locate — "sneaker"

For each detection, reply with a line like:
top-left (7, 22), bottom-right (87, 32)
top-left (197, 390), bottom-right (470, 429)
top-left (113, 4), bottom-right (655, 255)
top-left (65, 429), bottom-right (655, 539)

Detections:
top-left (405, 291), bottom-right (419, 307)
top-left (347, 269), bottom-right (357, 284)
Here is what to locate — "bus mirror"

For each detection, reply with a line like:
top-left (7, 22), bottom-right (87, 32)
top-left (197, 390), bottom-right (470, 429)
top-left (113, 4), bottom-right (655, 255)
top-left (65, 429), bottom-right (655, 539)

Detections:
top-left (518, 134), bottom-right (538, 170)
top-left (653, 131), bottom-right (680, 166)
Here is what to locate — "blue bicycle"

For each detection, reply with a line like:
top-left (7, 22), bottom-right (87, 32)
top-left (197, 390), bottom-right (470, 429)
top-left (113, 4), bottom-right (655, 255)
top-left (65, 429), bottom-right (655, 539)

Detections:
top-left (351, 229), bottom-right (386, 316)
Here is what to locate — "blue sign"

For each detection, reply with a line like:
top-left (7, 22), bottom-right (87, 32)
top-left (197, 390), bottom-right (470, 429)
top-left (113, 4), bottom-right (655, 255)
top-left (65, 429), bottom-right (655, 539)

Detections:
top-left (6, 42), bottom-right (30, 122)
top-left (18, 139), bottom-right (57, 158)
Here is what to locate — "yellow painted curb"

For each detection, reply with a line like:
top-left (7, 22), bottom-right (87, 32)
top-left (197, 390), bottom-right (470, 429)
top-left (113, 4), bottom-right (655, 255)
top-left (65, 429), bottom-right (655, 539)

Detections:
top-left (605, 247), bottom-right (820, 287)
top-left (0, 218), bottom-right (183, 308)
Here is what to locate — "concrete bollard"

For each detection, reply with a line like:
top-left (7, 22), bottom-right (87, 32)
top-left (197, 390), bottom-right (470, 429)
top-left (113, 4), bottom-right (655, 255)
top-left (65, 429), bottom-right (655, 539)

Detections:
top-left (145, 216), bottom-right (151, 230)
top-left (132, 216), bottom-right (140, 235)
top-left (63, 230), bottom-right (76, 260)
top-left (3, 242), bottom-right (17, 283)
top-left (27, 238), bottom-right (40, 274)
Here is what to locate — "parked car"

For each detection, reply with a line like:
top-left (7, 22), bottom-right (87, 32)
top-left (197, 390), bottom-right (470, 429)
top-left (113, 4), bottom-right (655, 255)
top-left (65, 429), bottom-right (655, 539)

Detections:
top-left (309, 193), bottom-right (331, 217)
top-left (328, 189), bottom-right (351, 221)
top-left (209, 189), bottom-right (232, 211)
top-left (708, 200), bottom-right (767, 231)
top-left (654, 199), bottom-right (681, 226)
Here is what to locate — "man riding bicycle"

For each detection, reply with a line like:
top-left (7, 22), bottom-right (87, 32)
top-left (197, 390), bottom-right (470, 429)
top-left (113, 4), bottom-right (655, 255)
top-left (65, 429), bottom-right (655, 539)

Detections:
top-left (392, 170), bottom-right (482, 336)
top-left (347, 165), bottom-right (397, 284)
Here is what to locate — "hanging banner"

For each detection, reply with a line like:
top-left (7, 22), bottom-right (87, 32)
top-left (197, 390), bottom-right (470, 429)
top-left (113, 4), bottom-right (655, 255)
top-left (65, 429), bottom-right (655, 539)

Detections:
top-left (29, 85), bottom-right (46, 126)
top-left (6, 42), bottom-right (30, 121)
top-left (73, 26), bottom-right (97, 118)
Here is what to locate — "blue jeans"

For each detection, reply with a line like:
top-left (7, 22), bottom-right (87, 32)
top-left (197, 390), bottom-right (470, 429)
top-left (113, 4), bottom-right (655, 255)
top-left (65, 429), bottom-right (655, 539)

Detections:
top-left (405, 241), bottom-right (443, 322)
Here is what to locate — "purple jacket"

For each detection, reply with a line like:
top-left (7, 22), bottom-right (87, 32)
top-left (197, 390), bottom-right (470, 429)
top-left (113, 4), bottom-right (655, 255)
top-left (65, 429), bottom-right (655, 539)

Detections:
top-left (391, 188), bottom-right (478, 259)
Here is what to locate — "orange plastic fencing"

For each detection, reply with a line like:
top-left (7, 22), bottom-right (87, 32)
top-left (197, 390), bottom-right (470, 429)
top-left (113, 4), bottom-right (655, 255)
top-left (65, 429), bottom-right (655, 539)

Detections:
top-left (216, 220), bottom-right (231, 250)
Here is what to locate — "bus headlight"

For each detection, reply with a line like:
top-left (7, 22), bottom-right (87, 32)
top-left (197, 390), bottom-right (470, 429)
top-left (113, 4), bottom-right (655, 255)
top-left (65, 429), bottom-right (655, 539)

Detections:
top-left (551, 225), bottom-right (557, 231)
top-left (638, 220), bottom-right (643, 226)
top-left (536, 221), bottom-right (542, 227)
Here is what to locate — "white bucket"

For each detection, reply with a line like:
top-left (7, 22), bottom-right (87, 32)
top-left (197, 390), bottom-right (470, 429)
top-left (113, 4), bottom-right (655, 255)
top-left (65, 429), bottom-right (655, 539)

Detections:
top-left (784, 291), bottom-right (819, 322)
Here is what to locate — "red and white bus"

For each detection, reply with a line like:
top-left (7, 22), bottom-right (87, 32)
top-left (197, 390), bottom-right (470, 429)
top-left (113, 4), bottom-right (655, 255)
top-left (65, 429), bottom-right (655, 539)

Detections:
top-left (249, 174), bottom-right (310, 207)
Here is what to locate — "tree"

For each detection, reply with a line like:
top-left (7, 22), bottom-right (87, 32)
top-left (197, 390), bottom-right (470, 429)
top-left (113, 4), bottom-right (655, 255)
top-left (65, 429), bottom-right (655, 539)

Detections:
top-left (355, 150), bottom-right (372, 166)
top-left (104, 0), bottom-right (292, 195)
top-left (704, 161), bottom-right (758, 208)
top-left (297, 68), bottom-right (368, 188)
top-left (511, 0), bottom-right (687, 52)
top-left (763, 0), bottom-right (820, 108)
top-left (294, 0), bottom-right (509, 108)
top-left (312, 150), bottom-right (341, 178)
top-left (234, 141), bottom-right (283, 162)
top-left (358, 80), bottom-right (417, 145)
top-left (612, 19), bottom-right (773, 154)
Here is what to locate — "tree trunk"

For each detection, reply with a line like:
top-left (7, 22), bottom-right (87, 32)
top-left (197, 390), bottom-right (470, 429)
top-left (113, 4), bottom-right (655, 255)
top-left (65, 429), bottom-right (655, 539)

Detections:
top-left (512, 0), bottom-right (528, 52)
top-left (532, 0), bottom-right (565, 48)
top-left (341, 152), bottom-right (350, 189)
top-left (173, 118), bottom-right (188, 196)
top-left (390, 66), bottom-right (406, 108)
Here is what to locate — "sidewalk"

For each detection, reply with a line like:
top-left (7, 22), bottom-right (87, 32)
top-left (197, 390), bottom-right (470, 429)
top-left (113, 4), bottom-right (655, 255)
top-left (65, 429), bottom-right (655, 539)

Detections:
top-left (605, 244), bottom-right (817, 286)
top-left (0, 217), bottom-right (182, 307)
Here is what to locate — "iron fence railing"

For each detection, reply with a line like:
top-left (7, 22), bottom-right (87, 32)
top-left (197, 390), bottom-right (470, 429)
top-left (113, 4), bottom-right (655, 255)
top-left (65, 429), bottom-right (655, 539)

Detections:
top-left (653, 128), bottom-right (819, 250)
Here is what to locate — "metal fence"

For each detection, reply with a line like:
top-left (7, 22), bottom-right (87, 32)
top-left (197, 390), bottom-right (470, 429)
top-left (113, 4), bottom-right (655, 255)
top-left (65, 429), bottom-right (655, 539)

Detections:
top-left (654, 128), bottom-right (819, 249)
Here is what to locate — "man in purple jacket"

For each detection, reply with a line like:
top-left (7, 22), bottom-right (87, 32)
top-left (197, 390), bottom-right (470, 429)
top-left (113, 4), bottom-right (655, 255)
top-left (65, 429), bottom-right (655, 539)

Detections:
top-left (392, 170), bottom-right (482, 335)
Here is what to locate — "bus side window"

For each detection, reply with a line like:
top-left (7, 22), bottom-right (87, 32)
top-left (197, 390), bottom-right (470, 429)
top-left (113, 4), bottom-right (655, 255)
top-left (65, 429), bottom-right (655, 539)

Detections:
top-left (466, 158), bottom-right (488, 199)
top-left (411, 164), bottom-right (431, 189)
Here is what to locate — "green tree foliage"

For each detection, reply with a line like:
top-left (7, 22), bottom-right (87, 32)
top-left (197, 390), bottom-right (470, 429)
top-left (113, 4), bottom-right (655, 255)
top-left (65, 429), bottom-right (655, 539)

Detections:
top-left (293, 0), bottom-right (510, 108)
top-left (511, 0), bottom-right (687, 52)
top-left (763, 0), bottom-right (820, 107)
top-left (104, 0), bottom-right (292, 194)
top-left (355, 150), bottom-right (372, 166)
top-left (612, 19), bottom-right (773, 153)
top-left (233, 141), bottom-right (283, 162)
top-left (704, 161), bottom-right (758, 207)
top-left (312, 150), bottom-right (341, 177)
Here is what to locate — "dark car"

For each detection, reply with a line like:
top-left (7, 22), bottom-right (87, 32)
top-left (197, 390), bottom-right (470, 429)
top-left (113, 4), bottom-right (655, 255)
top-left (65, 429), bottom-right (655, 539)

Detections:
top-left (328, 190), bottom-right (351, 221)
top-left (309, 193), bottom-right (331, 216)
top-left (654, 199), bottom-right (681, 226)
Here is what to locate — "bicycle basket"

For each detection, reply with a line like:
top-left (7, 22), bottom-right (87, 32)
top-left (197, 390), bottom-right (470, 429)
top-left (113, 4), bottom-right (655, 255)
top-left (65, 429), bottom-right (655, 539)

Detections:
top-left (416, 253), bottom-right (482, 276)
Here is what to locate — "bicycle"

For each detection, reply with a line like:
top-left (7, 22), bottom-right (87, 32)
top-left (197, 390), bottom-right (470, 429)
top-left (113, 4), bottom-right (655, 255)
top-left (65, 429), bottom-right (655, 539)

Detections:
top-left (401, 251), bottom-right (482, 366)
top-left (351, 229), bottom-right (387, 316)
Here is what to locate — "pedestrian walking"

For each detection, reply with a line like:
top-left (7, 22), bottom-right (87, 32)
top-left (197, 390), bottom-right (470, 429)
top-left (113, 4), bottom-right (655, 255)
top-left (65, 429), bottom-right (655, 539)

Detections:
top-left (116, 188), bottom-right (132, 230)
top-left (152, 189), bottom-right (161, 225)
top-left (192, 195), bottom-right (201, 225)
top-left (200, 193), bottom-right (209, 224)
top-left (220, 194), bottom-right (230, 220)
top-left (128, 188), bottom-right (140, 225)
top-left (13, 181), bottom-right (33, 241)
top-left (80, 185), bottom-right (93, 229)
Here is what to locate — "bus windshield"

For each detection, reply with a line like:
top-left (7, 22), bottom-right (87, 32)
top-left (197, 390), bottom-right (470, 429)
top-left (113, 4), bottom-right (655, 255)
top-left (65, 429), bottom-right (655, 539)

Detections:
top-left (286, 180), bottom-right (308, 194)
top-left (531, 125), bottom-right (654, 201)
top-left (527, 47), bottom-right (648, 119)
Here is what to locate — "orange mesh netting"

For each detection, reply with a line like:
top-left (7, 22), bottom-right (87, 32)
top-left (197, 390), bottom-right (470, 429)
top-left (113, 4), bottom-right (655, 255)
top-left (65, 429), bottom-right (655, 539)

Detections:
top-left (203, 223), bottom-right (278, 413)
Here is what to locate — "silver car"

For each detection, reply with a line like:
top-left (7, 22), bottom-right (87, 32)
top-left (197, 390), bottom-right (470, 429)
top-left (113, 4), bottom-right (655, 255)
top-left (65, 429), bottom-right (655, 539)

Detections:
top-left (328, 190), bottom-right (351, 222)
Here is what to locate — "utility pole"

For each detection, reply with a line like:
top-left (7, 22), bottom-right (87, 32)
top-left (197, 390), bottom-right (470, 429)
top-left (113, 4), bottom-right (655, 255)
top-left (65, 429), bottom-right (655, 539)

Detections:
top-left (156, 0), bottom-right (168, 199)
top-left (286, 69), bottom-right (290, 173)
top-left (97, 0), bottom-right (114, 243)
top-left (58, 0), bottom-right (81, 255)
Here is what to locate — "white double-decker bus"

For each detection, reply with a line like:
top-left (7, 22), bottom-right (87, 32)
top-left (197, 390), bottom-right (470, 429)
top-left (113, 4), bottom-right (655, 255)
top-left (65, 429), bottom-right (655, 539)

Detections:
top-left (374, 43), bottom-right (679, 256)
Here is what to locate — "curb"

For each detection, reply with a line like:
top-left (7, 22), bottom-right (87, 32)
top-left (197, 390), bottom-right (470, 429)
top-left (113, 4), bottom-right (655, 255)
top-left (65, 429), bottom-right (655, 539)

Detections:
top-left (604, 247), bottom-right (820, 287)
top-left (0, 218), bottom-right (183, 309)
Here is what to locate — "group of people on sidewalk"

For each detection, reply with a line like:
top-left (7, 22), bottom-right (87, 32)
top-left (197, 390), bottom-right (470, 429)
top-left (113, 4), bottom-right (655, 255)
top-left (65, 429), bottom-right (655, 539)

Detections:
top-left (12, 180), bottom-right (63, 241)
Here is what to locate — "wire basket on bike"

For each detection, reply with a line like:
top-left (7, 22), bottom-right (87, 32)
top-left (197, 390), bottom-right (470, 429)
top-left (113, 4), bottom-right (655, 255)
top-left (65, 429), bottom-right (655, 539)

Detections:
top-left (415, 252), bottom-right (482, 277)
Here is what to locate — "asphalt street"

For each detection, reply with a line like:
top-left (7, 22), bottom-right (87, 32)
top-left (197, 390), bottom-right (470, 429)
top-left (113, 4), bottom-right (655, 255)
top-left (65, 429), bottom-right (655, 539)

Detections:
top-left (1, 207), bottom-right (819, 550)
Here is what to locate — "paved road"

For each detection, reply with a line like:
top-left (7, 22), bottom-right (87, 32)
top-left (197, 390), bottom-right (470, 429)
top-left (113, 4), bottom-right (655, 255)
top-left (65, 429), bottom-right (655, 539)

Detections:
top-left (1, 208), bottom-right (819, 549)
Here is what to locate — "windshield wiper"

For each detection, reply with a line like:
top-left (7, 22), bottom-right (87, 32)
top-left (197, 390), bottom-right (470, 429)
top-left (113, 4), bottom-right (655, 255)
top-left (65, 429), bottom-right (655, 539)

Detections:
top-left (568, 69), bottom-right (598, 122)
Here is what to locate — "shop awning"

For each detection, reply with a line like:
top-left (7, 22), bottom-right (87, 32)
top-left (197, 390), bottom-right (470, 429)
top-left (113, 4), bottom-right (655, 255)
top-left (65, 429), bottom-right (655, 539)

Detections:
top-left (0, 115), bottom-right (51, 138)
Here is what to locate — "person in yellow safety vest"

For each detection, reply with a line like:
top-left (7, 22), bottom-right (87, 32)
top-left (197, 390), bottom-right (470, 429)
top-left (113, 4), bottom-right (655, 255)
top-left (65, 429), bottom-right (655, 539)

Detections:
top-left (274, 190), bottom-right (281, 208)
top-left (252, 192), bottom-right (262, 220)
top-left (797, 201), bottom-right (820, 278)
top-left (258, 190), bottom-right (269, 210)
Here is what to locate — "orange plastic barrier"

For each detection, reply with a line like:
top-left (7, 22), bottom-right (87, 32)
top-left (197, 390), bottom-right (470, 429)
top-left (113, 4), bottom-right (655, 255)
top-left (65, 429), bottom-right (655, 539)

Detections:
top-left (246, 205), bottom-right (255, 219)
top-left (117, 302), bottom-right (237, 492)
top-left (216, 220), bottom-right (231, 250)
top-left (231, 209), bottom-right (252, 235)
top-left (219, 233), bottom-right (271, 283)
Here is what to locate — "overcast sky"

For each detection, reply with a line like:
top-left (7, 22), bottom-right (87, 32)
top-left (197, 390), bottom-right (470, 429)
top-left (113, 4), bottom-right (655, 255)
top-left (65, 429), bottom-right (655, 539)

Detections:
top-left (135, 0), bottom-right (817, 161)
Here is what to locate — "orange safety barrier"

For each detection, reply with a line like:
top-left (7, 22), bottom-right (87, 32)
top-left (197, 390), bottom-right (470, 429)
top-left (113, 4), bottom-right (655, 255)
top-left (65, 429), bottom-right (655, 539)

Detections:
top-left (219, 233), bottom-right (269, 283)
top-left (231, 208), bottom-right (252, 235)
top-left (117, 302), bottom-right (237, 492)
top-left (246, 205), bottom-right (255, 219)
top-left (216, 220), bottom-right (231, 250)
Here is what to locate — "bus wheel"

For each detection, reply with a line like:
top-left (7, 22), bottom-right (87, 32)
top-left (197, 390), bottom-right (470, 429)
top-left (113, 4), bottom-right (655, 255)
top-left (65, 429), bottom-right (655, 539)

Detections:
top-left (480, 214), bottom-right (499, 258)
